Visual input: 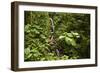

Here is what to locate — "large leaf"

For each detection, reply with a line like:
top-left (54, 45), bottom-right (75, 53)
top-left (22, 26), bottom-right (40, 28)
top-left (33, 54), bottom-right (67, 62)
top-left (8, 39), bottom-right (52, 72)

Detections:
top-left (65, 37), bottom-right (76, 47)
top-left (24, 48), bottom-right (30, 55)
top-left (65, 37), bottom-right (72, 45)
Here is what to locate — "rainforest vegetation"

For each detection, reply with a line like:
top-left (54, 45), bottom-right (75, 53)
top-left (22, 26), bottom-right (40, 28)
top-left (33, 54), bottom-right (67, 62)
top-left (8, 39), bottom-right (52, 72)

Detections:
top-left (24, 11), bottom-right (90, 61)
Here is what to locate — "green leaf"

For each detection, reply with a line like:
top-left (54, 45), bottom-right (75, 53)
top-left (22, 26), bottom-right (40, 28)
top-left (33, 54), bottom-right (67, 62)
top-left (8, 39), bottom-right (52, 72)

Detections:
top-left (71, 31), bottom-right (79, 36)
top-left (31, 29), bottom-right (40, 34)
top-left (34, 54), bottom-right (38, 57)
top-left (24, 48), bottom-right (30, 55)
top-left (40, 34), bottom-right (46, 39)
top-left (59, 36), bottom-right (65, 39)
top-left (27, 54), bottom-right (32, 59)
top-left (67, 33), bottom-right (73, 38)
top-left (41, 58), bottom-right (46, 61)
top-left (71, 39), bottom-right (76, 46)
top-left (65, 37), bottom-right (72, 44)
top-left (61, 55), bottom-right (69, 60)
top-left (65, 37), bottom-right (76, 47)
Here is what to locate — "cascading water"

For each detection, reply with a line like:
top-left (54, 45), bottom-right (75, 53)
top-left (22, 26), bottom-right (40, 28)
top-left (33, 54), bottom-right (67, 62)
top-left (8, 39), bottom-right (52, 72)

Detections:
top-left (49, 18), bottom-right (55, 34)
top-left (49, 18), bottom-right (60, 56)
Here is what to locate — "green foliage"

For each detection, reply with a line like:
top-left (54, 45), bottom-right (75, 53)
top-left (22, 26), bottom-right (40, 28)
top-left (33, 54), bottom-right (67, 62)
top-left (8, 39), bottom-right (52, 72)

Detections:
top-left (58, 32), bottom-right (79, 47)
top-left (24, 11), bottom-right (90, 61)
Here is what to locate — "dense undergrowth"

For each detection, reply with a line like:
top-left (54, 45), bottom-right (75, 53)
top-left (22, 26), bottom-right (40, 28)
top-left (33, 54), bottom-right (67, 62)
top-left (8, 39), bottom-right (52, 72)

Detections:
top-left (24, 11), bottom-right (90, 61)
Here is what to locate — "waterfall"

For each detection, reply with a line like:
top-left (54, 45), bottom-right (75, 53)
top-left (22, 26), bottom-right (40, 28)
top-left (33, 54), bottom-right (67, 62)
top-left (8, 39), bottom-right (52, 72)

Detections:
top-left (49, 18), bottom-right (55, 34)
top-left (49, 18), bottom-right (60, 56)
